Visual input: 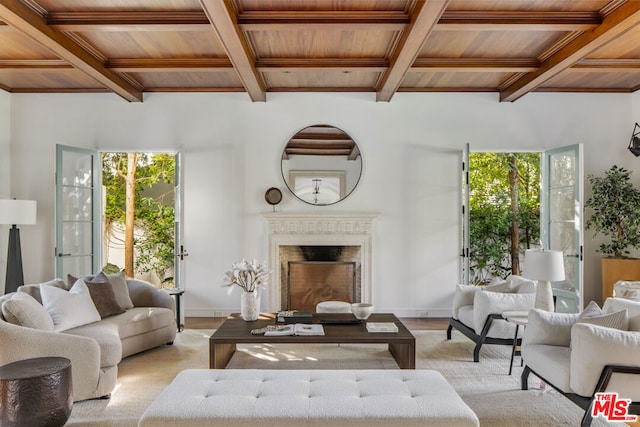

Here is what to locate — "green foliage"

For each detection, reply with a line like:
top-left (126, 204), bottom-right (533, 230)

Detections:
top-left (585, 165), bottom-right (640, 258)
top-left (102, 153), bottom-right (176, 283)
top-left (469, 152), bottom-right (540, 284)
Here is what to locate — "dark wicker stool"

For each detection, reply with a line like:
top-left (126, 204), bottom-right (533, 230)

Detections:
top-left (0, 357), bottom-right (73, 427)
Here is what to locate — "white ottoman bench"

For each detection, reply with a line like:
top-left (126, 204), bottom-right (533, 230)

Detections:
top-left (138, 369), bottom-right (479, 427)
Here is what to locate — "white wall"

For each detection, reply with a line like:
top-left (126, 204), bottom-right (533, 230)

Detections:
top-left (8, 91), bottom-right (634, 316)
top-left (0, 91), bottom-right (10, 292)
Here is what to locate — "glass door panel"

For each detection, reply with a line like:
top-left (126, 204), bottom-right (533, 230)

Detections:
top-left (56, 145), bottom-right (100, 278)
top-left (542, 144), bottom-right (583, 312)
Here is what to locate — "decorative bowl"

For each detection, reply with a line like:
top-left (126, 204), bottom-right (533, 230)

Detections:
top-left (351, 303), bottom-right (374, 320)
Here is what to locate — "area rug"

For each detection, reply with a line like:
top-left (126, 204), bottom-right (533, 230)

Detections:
top-left (66, 328), bottom-right (626, 427)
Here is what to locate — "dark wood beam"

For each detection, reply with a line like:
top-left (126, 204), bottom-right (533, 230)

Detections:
top-left (500, 1), bottom-right (640, 102)
top-left (0, 59), bottom-right (70, 68)
top-left (199, 0), bottom-right (266, 102)
top-left (47, 11), bottom-right (211, 31)
top-left (0, 0), bottom-right (142, 102)
top-left (107, 58), bottom-right (233, 72)
top-left (412, 57), bottom-right (539, 72)
top-left (573, 58), bottom-right (640, 71)
top-left (238, 10), bottom-right (408, 31)
top-left (256, 58), bottom-right (388, 73)
top-left (377, 0), bottom-right (450, 102)
top-left (437, 10), bottom-right (601, 31)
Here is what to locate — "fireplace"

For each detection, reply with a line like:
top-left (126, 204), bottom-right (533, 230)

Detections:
top-left (262, 212), bottom-right (378, 311)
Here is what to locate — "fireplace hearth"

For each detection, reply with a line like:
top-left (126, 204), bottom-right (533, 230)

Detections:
top-left (262, 212), bottom-right (378, 311)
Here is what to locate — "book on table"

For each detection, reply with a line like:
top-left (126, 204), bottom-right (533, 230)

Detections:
top-left (276, 310), bottom-right (314, 324)
top-left (366, 322), bottom-right (399, 333)
top-left (264, 323), bottom-right (325, 336)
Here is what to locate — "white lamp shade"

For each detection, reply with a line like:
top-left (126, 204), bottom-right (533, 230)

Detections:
top-left (0, 200), bottom-right (37, 225)
top-left (524, 249), bottom-right (565, 282)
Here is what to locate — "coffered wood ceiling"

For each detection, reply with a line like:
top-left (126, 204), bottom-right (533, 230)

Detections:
top-left (2, 0), bottom-right (640, 103)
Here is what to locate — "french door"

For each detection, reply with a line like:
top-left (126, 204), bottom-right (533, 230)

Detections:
top-left (542, 144), bottom-right (584, 312)
top-left (55, 145), bottom-right (101, 278)
top-left (55, 146), bottom-right (186, 289)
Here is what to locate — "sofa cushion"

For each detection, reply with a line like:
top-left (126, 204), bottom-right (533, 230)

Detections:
top-left (100, 306), bottom-right (175, 340)
top-left (42, 279), bottom-right (101, 332)
top-left (521, 344), bottom-right (572, 393)
top-left (84, 279), bottom-right (125, 318)
top-left (523, 309), bottom-right (578, 347)
top-left (18, 279), bottom-right (66, 304)
top-left (1, 292), bottom-right (54, 331)
top-left (451, 285), bottom-right (481, 319)
top-left (484, 275), bottom-right (536, 294)
top-left (64, 322), bottom-right (123, 367)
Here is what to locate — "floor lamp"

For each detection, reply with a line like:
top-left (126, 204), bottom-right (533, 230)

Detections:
top-left (524, 249), bottom-right (566, 312)
top-left (0, 199), bottom-right (37, 294)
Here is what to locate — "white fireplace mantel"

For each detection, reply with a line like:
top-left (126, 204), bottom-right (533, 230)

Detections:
top-left (262, 212), bottom-right (379, 311)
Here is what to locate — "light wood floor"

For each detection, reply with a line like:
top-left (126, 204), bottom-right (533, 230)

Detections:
top-left (185, 317), bottom-right (449, 330)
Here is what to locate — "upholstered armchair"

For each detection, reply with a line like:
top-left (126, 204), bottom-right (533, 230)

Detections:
top-left (521, 298), bottom-right (640, 426)
top-left (447, 275), bottom-right (536, 362)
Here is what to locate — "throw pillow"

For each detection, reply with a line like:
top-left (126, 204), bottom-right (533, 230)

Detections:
top-left (68, 271), bottom-right (134, 310)
top-left (576, 301), bottom-right (628, 331)
top-left (41, 279), bottom-right (101, 332)
top-left (1, 292), bottom-right (54, 331)
top-left (84, 278), bottom-right (125, 318)
top-left (17, 278), bottom-right (67, 304)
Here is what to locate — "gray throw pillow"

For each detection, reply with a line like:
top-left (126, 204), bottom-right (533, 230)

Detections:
top-left (84, 278), bottom-right (125, 318)
top-left (68, 271), bottom-right (134, 310)
top-left (18, 279), bottom-right (67, 304)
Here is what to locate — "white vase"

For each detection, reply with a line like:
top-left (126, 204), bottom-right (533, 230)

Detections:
top-left (240, 291), bottom-right (261, 321)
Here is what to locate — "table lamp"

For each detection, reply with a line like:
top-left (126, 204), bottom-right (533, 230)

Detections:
top-left (0, 199), bottom-right (37, 294)
top-left (524, 249), bottom-right (565, 312)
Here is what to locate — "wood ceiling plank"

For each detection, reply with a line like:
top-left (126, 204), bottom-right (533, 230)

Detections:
top-left (500, 1), bottom-right (640, 102)
top-left (256, 58), bottom-right (388, 73)
top-left (377, 0), bottom-right (450, 102)
top-left (200, 0), bottom-right (266, 102)
top-left (0, 0), bottom-right (142, 101)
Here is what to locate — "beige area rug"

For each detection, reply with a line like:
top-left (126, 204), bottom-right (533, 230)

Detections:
top-left (67, 328), bottom-right (627, 427)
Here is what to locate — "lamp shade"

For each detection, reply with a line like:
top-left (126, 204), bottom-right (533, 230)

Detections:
top-left (524, 249), bottom-right (565, 282)
top-left (0, 200), bottom-right (37, 225)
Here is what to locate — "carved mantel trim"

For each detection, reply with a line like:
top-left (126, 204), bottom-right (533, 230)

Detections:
top-left (262, 212), bottom-right (379, 311)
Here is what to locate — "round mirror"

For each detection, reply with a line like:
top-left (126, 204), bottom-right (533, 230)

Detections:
top-left (281, 125), bottom-right (362, 205)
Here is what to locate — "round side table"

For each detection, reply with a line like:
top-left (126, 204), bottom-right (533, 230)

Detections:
top-left (0, 357), bottom-right (73, 427)
top-left (502, 310), bottom-right (529, 375)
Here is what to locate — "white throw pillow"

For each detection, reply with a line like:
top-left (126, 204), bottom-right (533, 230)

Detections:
top-left (1, 292), bottom-right (54, 331)
top-left (41, 279), bottom-right (101, 332)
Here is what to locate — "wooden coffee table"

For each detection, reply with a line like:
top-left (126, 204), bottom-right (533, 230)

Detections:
top-left (209, 313), bottom-right (416, 369)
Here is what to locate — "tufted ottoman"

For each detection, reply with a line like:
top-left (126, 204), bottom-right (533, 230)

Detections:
top-left (138, 369), bottom-right (479, 427)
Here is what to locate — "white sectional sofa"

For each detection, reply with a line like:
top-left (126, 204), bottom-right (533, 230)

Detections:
top-left (447, 275), bottom-right (537, 361)
top-left (0, 274), bottom-right (176, 401)
top-left (521, 297), bottom-right (640, 426)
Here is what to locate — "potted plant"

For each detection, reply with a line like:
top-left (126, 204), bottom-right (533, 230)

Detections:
top-left (585, 165), bottom-right (640, 300)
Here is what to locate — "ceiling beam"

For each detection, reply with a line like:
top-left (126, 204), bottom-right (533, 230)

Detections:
top-left (437, 11), bottom-right (601, 31)
top-left (412, 57), bottom-right (539, 72)
top-left (238, 10), bottom-right (408, 31)
top-left (108, 58), bottom-right (233, 72)
top-left (376, 0), bottom-right (450, 102)
top-left (256, 58), bottom-right (388, 73)
top-left (47, 11), bottom-right (211, 31)
top-left (500, 1), bottom-right (640, 102)
top-left (0, 0), bottom-right (142, 102)
top-left (200, 0), bottom-right (266, 102)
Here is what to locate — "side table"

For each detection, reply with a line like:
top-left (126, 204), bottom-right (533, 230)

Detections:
top-left (0, 357), bottom-right (73, 427)
top-left (502, 310), bottom-right (529, 375)
top-left (167, 288), bottom-right (185, 332)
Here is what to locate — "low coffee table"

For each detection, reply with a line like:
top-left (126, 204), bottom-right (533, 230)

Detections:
top-left (209, 313), bottom-right (416, 369)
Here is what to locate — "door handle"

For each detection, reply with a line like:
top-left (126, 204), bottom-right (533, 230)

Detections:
top-left (177, 245), bottom-right (189, 261)
top-left (58, 253), bottom-right (72, 257)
